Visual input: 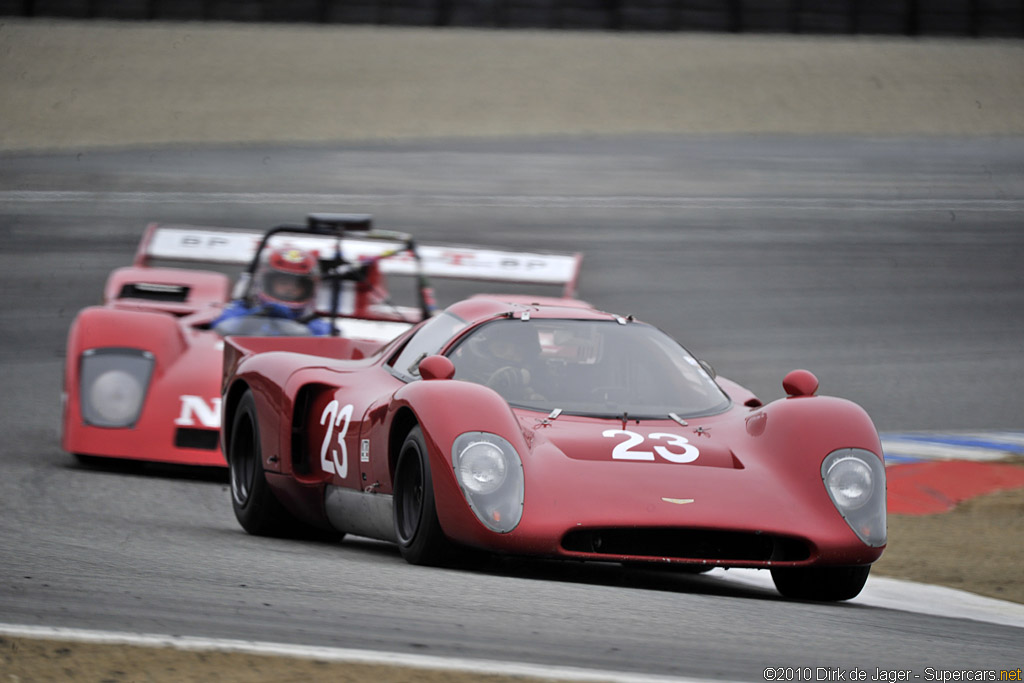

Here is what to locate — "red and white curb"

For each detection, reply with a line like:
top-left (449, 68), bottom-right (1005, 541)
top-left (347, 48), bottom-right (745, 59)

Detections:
top-left (881, 431), bottom-right (1024, 465)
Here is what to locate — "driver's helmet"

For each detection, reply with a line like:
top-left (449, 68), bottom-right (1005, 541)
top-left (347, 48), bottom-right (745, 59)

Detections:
top-left (254, 247), bottom-right (319, 317)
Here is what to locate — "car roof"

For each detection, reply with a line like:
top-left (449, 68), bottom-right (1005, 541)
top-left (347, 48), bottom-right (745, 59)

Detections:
top-left (446, 294), bottom-right (622, 325)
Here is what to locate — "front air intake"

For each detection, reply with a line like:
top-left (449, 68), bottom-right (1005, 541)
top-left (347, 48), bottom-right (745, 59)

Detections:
top-left (119, 283), bottom-right (190, 302)
top-left (562, 528), bottom-right (810, 562)
top-left (174, 428), bottom-right (220, 451)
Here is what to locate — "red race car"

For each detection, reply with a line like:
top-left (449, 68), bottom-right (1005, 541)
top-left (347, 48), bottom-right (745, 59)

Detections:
top-left (222, 285), bottom-right (886, 601)
top-left (62, 214), bottom-right (582, 468)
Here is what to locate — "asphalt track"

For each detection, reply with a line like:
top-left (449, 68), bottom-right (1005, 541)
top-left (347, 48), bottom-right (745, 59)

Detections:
top-left (1, 137), bottom-right (1023, 680)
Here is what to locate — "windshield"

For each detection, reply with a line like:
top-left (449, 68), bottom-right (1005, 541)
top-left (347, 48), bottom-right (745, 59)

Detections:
top-left (447, 319), bottom-right (730, 418)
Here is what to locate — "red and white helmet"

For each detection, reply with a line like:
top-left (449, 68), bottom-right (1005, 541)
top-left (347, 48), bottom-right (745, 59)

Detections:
top-left (255, 247), bottom-right (319, 316)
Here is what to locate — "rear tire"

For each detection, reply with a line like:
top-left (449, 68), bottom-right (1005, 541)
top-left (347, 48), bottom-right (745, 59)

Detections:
top-left (393, 426), bottom-right (453, 566)
top-left (228, 390), bottom-right (296, 537)
top-left (771, 565), bottom-right (871, 601)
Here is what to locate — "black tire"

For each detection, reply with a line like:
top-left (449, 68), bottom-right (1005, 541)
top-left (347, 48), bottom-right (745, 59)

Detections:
top-left (771, 565), bottom-right (871, 602)
top-left (393, 426), bottom-right (454, 566)
top-left (228, 390), bottom-right (296, 537)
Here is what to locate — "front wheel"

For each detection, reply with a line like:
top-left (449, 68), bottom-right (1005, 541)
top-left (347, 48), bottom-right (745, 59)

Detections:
top-left (771, 565), bottom-right (871, 602)
top-left (393, 426), bottom-right (454, 566)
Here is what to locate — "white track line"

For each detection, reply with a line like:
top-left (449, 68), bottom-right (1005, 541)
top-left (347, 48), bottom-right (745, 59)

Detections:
top-left (0, 623), bottom-right (728, 683)
top-left (1, 570), bottom-right (1020, 683)
top-left (5, 431), bottom-right (1021, 677)
top-left (706, 569), bottom-right (1024, 630)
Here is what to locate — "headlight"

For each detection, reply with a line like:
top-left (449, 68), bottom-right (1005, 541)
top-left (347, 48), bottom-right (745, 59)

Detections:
top-left (822, 448), bottom-right (887, 547)
top-left (457, 440), bottom-right (508, 494)
top-left (825, 456), bottom-right (873, 510)
top-left (79, 348), bottom-right (154, 428)
top-left (452, 432), bottom-right (524, 533)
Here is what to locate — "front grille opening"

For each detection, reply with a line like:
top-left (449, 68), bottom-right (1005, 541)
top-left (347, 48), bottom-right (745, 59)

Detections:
top-left (562, 528), bottom-right (810, 562)
top-left (174, 428), bottom-right (220, 450)
top-left (119, 283), bottom-right (190, 302)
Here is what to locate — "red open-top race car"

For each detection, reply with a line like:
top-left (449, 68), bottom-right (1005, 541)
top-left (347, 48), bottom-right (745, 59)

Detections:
top-left (222, 259), bottom-right (886, 601)
top-left (62, 214), bottom-right (581, 467)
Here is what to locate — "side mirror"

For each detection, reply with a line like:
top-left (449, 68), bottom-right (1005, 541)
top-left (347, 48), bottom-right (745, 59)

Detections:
top-left (698, 359), bottom-right (717, 379)
top-left (418, 355), bottom-right (456, 381)
top-left (783, 369), bottom-right (819, 397)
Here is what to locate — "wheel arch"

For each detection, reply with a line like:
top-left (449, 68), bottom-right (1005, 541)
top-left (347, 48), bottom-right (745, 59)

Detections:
top-left (755, 395), bottom-right (883, 467)
top-left (388, 379), bottom-right (528, 547)
top-left (388, 406), bottom-right (420, 484)
top-left (67, 306), bottom-right (188, 364)
top-left (221, 378), bottom-right (252, 458)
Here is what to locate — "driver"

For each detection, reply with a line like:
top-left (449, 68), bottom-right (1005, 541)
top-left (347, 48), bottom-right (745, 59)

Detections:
top-left (212, 247), bottom-right (332, 336)
top-left (454, 321), bottom-right (547, 401)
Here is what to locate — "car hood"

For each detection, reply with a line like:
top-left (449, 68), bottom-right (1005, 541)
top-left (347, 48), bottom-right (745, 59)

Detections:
top-left (517, 410), bottom-right (741, 470)
top-left (507, 406), bottom-right (852, 549)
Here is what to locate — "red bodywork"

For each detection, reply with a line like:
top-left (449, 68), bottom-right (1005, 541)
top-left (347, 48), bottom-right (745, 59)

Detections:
top-left (62, 266), bottom-right (232, 466)
top-left (222, 296), bottom-right (886, 570)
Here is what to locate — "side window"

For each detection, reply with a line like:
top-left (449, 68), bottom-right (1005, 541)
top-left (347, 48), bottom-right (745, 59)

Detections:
top-left (388, 312), bottom-right (467, 381)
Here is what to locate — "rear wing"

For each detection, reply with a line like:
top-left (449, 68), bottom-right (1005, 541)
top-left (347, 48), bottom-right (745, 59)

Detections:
top-left (134, 222), bottom-right (582, 298)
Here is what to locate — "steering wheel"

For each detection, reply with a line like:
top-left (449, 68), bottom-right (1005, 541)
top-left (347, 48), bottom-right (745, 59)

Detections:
top-left (486, 366), bottom-right (546, 401)
top-left (487, 366), bottom-right (526, 391)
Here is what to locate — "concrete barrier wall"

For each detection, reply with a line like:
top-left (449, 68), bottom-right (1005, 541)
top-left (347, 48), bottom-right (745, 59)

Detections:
top-left (1, 0), bottom-right (1022, 35)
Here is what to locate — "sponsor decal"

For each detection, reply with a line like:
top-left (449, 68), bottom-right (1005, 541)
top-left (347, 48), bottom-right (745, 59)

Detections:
top-left (175, 396), bottom-right (222, 429)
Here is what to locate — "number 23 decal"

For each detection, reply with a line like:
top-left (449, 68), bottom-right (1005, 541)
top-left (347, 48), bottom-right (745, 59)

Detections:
top-left (601, 430), bottom-right (700, 463)
top-left (320, 400), bottom-right (354, 478)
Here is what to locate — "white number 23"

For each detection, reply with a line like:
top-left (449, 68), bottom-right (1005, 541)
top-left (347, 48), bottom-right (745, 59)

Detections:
top-left (320, 400), bottom-right (354, 478)
top-left (601, 430), bottom-right (700, 464)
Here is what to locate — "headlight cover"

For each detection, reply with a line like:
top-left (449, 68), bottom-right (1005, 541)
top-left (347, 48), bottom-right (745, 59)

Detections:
top-left (452, 432), bottom-right (524, 533)
top-left (79, 348), bottom-right (154, 428)
top-left (822, 448), bottom-right (887, 547)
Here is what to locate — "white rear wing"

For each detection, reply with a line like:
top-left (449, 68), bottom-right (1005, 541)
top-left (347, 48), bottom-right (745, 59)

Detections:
top-left (135, 224), bottom-right (582, 297)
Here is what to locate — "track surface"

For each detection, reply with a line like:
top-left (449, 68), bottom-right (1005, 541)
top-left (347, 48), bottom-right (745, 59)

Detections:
top-left (2, 137), bottom-right (1023, 679)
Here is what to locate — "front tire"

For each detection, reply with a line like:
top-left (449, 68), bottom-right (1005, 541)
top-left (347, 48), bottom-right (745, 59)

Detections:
top-left (228, 390), bottom-right (296, 537)
top-left (771, 565), bottom-right (871, 601)
top-left (393, 426), bottom-right (453, 566)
